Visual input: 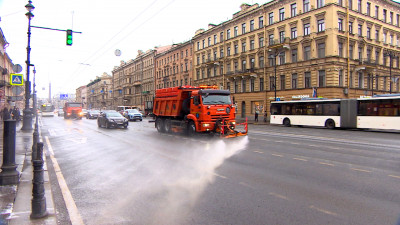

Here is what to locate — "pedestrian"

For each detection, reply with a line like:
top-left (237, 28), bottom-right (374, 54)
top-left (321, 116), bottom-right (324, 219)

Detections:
top-left (14, 107), bottom-right (21, 121)
top-left (3, 106), bottom-right (10, 120)
top-left (255, 108), bottom-right (259, 122)
top-left (263, 111), bottom-right (267, 122)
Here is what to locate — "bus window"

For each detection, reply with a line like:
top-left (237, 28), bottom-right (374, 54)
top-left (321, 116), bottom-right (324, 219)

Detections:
top-left (270, 104), bottom-right (281, 115)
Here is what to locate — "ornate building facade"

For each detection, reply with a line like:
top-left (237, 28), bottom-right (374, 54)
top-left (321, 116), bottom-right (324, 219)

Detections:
top-left (86, 73), bottom-right (112, 109)
top-left (193, 1), bottom-right (400, 119)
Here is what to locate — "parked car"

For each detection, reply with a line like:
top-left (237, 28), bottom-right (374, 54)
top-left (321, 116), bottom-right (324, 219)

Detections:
top-left (123, 109), bottom-right (143, 121)
top-left (82, 109), bottom-right (88, 117)
top-left (86, 110), bottom-right (101, 119)
top-left (97, 111), bottom-right (128, 129)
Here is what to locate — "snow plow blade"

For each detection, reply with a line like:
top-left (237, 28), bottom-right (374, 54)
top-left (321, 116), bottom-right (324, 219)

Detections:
top-left (220, 118), bottom-right (248, 138)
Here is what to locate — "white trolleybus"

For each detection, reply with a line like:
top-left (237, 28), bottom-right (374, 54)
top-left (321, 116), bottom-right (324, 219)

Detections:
top-left (270, 94), bottom-right (400, 131)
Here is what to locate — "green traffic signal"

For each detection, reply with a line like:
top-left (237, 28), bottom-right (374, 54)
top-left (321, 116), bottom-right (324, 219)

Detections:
top-left (66, 29), bottom-right (73, 46)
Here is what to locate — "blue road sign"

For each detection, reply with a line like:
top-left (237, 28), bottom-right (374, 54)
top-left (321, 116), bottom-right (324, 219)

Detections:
top-left (60, 94), bottom-right (68, 100)
top-left (10, 74), bottom-right (24, 86)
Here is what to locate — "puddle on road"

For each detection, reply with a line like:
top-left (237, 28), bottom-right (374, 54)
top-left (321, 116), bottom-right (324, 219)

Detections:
top-left (90, 136), bottom-right (249, 225)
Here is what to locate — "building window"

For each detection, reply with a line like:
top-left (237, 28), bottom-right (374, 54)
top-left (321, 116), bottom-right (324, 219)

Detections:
top-left (304, 45), bottom-right (311, 60)
top-left (338, 42), bottom-right (343, 57)
top-left (305, 71), bottom-right (311, 88)
top-left (383, 9), bottom-right (387, 23)
top-left (291, 27), bottom-right (297, 39)
top-left (338, 0), bottom-right (343, 6)
top-left (318, 70), bottom-right (326, 87)
top-left (234, 44), bottom-right (239, 54)
top-left (259, 16), bottom-right (264, 28)
top-left (375, 6), bottom-right (379, 19)
top-left (278, 52), bottom-right (286, 64)
top-left (227, 82), bottom-right (230, 91)
top-left (397, 14), bottom-right (400, 27)
top-left (358, 24), bottom-right (362, 36)
top-left (348, 0), bottom-right (353, 10)
top-left (208, 37), bottom-right (211, 46)
top-left (269, 12), bottom-right (274, 25)
top-left (280, 75), bottom-right (286, 90)
top-left (375, 50), bottom-right (380, 64)
top-left (259, 56), bottom-right (265, 68)
top-left (242, 42), bottom-right (246, 52)
top-left (220, 65), bottom-right (224, 75)
top-left (250, 79), bottom-right (255, 92)
top-left (292, 49), bottom-right (298, 62)
top-left (383, 33), bottom-right (387, 44)
top-left (339, 69), bottom-right (343, 86)
top-left (338, 18), bottom-right (343, 31)
top-left (375, 29), bottom-right (379, 41)
top-left (220, 32), bottom-right (224, 42)
top-left (250, 58), bottom-right (255, 68)
top-left (250, 40), bottom-right (255, 50)
top-left (270, 76), bottom-right (275, 91)
top-left (292, 73), bottom-right (298, 89)
top-left (357, 0), bottom-right (362, 12)
top-left (349, 44), bottom-right (353, 59)
top-left (304, 0), bottom-right (310, 13)
top-left (317, 42), bottom-right (325, 58)
top-left (259, 37), bottom-right (264, 47)
top-left (214, 51), bottom-right (217, 60)
top-left (250, 20), bottom-right (254, 31)
top-left (227, 29), bottom-right (231, 39)
top-left (242, 79), bottom-right (246, 92)
top-left (227, 47), bottom-right (231, 56)
top-left (269, 34), bottom-right (274, 45)
top-left (214, 35), bottom-right (217, 44)
top-left (234, 26), bottom-right (238, 37)
top-left (349, 22), bottom-right (353, 34)
top-left (291, 3), bottom-right (297, 17)
top-left (242, 60), bottom-right (246, 71)
top-left (234, 81), bottom-right (238, 93)
top-left (358, 72), bottom-right (364, 88)
top-left (390, 12), bottom-right (393, 24)
top-left (317, 0), bottom-right (324, 8)
top-left (279, 31), bottom-right (285, 43)
top-left (202, 40), bottom-right (205, 48)
top-left (242, 23), bottom-right (246, 34)
top-left (366, 2), bottom-right (370, 16)
top-left (260, 78), bottom-right (264, 91)
top-left (318, 19), bottom-right (325, 32)
top-left (197, 42), bottom-right (200, 50)
top-left (220, 49), bottom-right (224, 58)
top-left (279, 8), bottom-right (285, 21)
top-left (367, 27), bottom-right (371, 39)
top-left (304, 23), bottom-right (310, 35)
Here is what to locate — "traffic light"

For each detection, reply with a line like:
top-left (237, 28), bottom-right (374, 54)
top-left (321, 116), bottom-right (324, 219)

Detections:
top-left (66, 29), bottom-right (73, 46)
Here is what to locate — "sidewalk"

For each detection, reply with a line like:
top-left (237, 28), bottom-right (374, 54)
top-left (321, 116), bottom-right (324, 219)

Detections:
top-left (0, 120), bottom-right (56, 224)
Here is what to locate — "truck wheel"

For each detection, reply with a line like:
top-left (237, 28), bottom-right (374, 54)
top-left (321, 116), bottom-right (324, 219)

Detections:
top-left (187, 121), bottom-right (196, 136)
top-left (156, 118), bottom-right (165, 133)
top-left (164, 119), bottom-right (171, 133)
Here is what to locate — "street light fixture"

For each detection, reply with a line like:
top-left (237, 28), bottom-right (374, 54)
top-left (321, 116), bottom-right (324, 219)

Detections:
top-left (22, 0), bottom-right (35, 130)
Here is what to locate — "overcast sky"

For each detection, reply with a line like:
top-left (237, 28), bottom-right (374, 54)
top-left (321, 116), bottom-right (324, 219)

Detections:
top-left (0, 0), bottom-right (265, 98)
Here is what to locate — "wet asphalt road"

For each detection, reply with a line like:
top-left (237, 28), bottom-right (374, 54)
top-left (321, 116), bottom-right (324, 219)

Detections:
top-left (40, 116), bottom-right (400, 225)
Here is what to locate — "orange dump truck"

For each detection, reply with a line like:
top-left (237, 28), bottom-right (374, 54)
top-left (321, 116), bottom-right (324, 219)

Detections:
top-left (153, 85), bottom-right (247, 138)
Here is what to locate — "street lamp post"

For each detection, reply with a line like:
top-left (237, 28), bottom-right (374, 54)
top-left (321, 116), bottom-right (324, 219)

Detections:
top-left (269, 45), bottom-right (290, 101)
top-left (22, 0), bottom-right (35, 131)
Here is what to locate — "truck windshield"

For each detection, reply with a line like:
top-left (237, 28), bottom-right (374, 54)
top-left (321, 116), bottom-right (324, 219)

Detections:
top-left (68, 103), bottom-right (82, 107)
top-left (202, 94), bottom-right (232, 105)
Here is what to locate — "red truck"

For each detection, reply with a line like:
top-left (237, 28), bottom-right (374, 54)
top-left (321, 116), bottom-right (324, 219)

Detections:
top-left (63, 102), bottom-right (83, 119)
top-left (153, 85), bottom-right (247, 138)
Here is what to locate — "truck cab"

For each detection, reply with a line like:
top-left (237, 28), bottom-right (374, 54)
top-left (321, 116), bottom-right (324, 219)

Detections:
top-left (63, 102), bottom-right (83, 119)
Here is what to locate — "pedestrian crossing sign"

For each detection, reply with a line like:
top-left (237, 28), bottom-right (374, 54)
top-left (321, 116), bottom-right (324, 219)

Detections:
top-left (10, 74), bottom-right (24, 86)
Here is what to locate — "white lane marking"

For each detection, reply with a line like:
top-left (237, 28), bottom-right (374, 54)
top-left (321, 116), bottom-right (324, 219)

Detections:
top-left (388, 175), bottom-right (400, 179)
top-left (309, 205), bottom-right (338, 216)
top-left (269, 192), bottom-right (289, 200)
top-left (271, 153), bottom-right (283, 157)
top-left (45, 136), bottom-right (84, 225)
top-left (319, 162), bottom-right (335, 167)
top-left (213, 173), bottom-right (227, 179)
top-left (293, 157), bottom-right (308, 161)
top-left (350, 168), bottom-right (372, 173)
top-left (253, 151), bottom-right (264, 154)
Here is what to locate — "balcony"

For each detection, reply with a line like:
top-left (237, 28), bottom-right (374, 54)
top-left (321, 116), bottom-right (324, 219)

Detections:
top-left (268, 38), bottom-right (290, 49)
top-left (133, 81), bottom-right (142, 86)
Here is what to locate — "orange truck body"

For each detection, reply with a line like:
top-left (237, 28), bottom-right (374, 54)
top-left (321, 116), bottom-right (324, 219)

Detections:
top-left (153, 85), bottom-right (247, 137)
top-left (63, 102), bottom-right (83, 119)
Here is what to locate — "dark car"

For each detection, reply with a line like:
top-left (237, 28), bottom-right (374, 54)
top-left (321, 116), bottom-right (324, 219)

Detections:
top-left (87, 110), bottom-right (100, 119)
top-left (97, 111), bottom-right (128, 129)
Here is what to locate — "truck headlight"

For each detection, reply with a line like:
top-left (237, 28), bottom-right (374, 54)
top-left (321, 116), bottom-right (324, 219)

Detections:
top-left (202, 123), bottom-right (211, 127)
